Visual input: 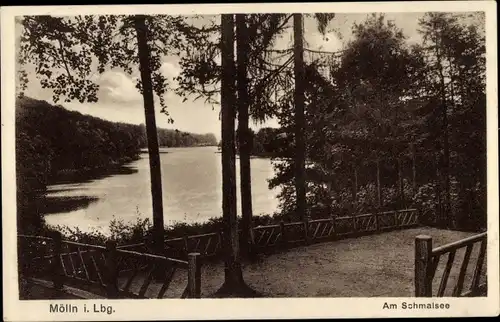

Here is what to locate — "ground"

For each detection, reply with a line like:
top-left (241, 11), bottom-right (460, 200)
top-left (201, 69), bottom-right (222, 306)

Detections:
top-left (136, 227), bottom-right (487, 298)
top-left (20, 278), bottom-right (104, 300)
top-left (20, 227), bottom-right (486, 299)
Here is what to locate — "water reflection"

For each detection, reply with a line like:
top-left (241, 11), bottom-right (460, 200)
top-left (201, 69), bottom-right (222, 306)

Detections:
top-left (41, 195), bottom-right (99, 215)
top-left (43, 146), bottom-right (279, 233)
top-left (51, 165), bottom-right (138, 185)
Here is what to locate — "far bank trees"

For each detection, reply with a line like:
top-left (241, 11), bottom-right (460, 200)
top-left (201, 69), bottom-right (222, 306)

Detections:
top-left (18, 14), bottom-right (205, 251)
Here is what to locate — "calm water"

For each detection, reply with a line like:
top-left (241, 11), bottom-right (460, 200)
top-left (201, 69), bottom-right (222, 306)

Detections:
top-left (44, 146), bottom-right (280, 234)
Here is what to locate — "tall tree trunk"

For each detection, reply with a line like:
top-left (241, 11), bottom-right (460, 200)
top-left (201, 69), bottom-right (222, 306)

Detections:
top-left (216, 14), bottom-right (257, 297)
top-left (397, 158), bottom-right (405, 209)
top-left (411, 143), bottom-right (417, 197)
top-left (134, 15), bottom-right (164, 254)
top-left (435, 153), bottom-right (443, 227)
top-left (442, 85), bottom-right (450, 226)
top-left (447, 59), bottom-right (457, 228)
top-left (376, 158), bottom-right (382, 209)
top-left (293, 13), bottom-right (307, 221)
top-left (236, 14), bottom-right (255, 258)
top-left (352, 164), bottom-right (358, 212)
top-left (436, 41), bottom-right (450, 226)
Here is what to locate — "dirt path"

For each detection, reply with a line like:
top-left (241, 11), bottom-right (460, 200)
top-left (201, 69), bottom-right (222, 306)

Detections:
top-left (124, 227), bottom-right (486, 298)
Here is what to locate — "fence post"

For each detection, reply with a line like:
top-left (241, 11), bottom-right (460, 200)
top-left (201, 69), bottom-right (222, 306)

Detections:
top-left (279, 220), bottom-right (286, 247)
top-left (105, 240), bottom-right (119, 298)
top-left (304, 218), bottom-right (310, 245)
top-left (329, 215), bottom-right (336, 240)
top-left (50, 231), bottom-right (64, 290)
top-left (218, 229), bottom-right (224, 256)
top-left (183, 235), bottom-right (189, 257)
top-left (415, 235), bottom-right (433, 297)
top-left (248, 220), bottom-right (256, 257)
top-left (375, 212), bottom-right (380, 232)
top-left (187, 253), bottom-right (201, 298)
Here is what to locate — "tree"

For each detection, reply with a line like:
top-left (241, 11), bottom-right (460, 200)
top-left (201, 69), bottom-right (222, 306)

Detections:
top-left (18, 14), bottom-right (200, 249)
top-left (419, 13), bottom-right (451, 226)
top-left (418, 12), bottom-right (486, 229)
top-left (291, 13), bottom-right (336, 220)
top-left (237, 13), bottom-right (296, 252)
top-left (216, 14), bottom-right (258, 297)
top-left (133, 15), bottom-right (164, 252)
top-left (176, 14), bottom-right (295, 248)
top-left (271, 13), bottom-right (427, 217)
top-left (15, 96), bottom-right (148, 234)
top-left (235, 13), bottom-right (293, 256)
top-left (330, 14), bottom-right (423, 210)
top-left (235, 14), bottom-right (255, 257)
top-left (263, 13), bottom-right (485, 229)
top-left (293, 13), bottom-right (307, 221)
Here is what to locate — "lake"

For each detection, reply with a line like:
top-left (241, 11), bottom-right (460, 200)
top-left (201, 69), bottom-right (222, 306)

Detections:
top-left (43, 146), bottom-right (280, 234)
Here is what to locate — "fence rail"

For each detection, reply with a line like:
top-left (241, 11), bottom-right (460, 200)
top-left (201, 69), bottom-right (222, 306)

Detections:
top-left (414, 232), bottom-right (487, 297)
top-left (141, 208), bottom-right (420, 259)
top-left (18, 233), bottom-right (201, 299)
top-left (35, 210), bottom-right (418, 266)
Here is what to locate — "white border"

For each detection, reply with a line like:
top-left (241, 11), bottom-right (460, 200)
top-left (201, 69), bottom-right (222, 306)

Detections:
top-left (2, 2), bottom-right (499, 320)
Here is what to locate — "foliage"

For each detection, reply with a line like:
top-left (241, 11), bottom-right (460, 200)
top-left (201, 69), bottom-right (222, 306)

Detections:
top-left (18, 15), bottom-right (207, 121)
top-left (234, 127), bottom-right (284, 157)
top-left (176, 14), bottom-right (293, 124)
top-left (15, 96), bottom-right (216, 233)
top-left (141, 124), bottom-right (217, 147)
top-left (17, 97), bottom-right (141, 173)
top-left (17, 12), bottom-right (486, 237)
top-left (17, 14), bottom-right (213, 247)
top-left (269, 13), bottom-right (486, 231)
top-left (44, 209), bottom-right (281, 248)
top-left (416, 12), bottom-right (486, 229)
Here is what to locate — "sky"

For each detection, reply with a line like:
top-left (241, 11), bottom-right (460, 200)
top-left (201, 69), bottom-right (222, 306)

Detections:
top-left (16, 12), bottom-right (430, 140)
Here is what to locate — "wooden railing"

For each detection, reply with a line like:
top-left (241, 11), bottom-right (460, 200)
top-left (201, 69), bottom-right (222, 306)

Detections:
top-left (18, 208), bottom-right (420, 298)
top-left (18, 234), bottom-right (53, 278)
top-left (18, 233), bottom-right (202, 299)
top-left (414, 232), bottom-right (487, 297)
top-left (111, 248), bottom-right (200, 299)
top-left (122, 208), bottom-right (419, 259)
top-left (209, 209), bottom-right (417, 253)
top-left (253, 224), bottom-right (283, 248)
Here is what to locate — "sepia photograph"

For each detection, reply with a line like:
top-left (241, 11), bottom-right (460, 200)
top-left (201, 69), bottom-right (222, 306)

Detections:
top-left (2, 1), bottom-right (498, 320)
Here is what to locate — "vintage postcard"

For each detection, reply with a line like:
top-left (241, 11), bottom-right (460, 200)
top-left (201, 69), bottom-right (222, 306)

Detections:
top-left (2, 1), bottom-right (499, 320)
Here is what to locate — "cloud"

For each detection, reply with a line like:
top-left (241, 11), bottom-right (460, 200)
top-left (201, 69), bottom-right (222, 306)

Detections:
top-left (159, 61), bottom-right (181, 88)
top-left (98, 71), bottom-right (142, 104)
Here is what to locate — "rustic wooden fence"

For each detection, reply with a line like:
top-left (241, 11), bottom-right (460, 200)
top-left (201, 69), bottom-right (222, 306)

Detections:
top-left (18, 232), bottom-right (201, 299)
top-left (117, 208), bottom-right (419, 259)
top-left (414, 232), bottom-right (487, 297)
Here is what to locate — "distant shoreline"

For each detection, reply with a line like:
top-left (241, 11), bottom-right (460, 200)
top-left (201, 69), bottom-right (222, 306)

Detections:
top-left (140, 150), bottom-right (170, 154)
top-left (214, 151), bottom-right (285, 160)
top-left (48, 156), bottom-right (139, 185)
top-left (140, 145), bottom-right (217, 153)
top-left (50, 146), bottom-right (222, 184)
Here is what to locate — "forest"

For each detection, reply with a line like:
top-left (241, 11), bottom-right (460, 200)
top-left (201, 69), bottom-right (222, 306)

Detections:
top-left (15, 96), bottom-right (217, 231)
top-left (17, 13), bottom-right (486, 233)
top-left (233, 127), bottom-right (282, 157)
top-left (153, 126), bottom-right (217, 148)
top-left (16, 12), bottom-right (487, 297)
top-left (266, 14), bottom-right (486, 232)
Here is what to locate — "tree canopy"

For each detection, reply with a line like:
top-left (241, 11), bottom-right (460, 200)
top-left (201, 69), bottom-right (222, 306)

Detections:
top-left (268, 13), bottom-right (486, 230)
